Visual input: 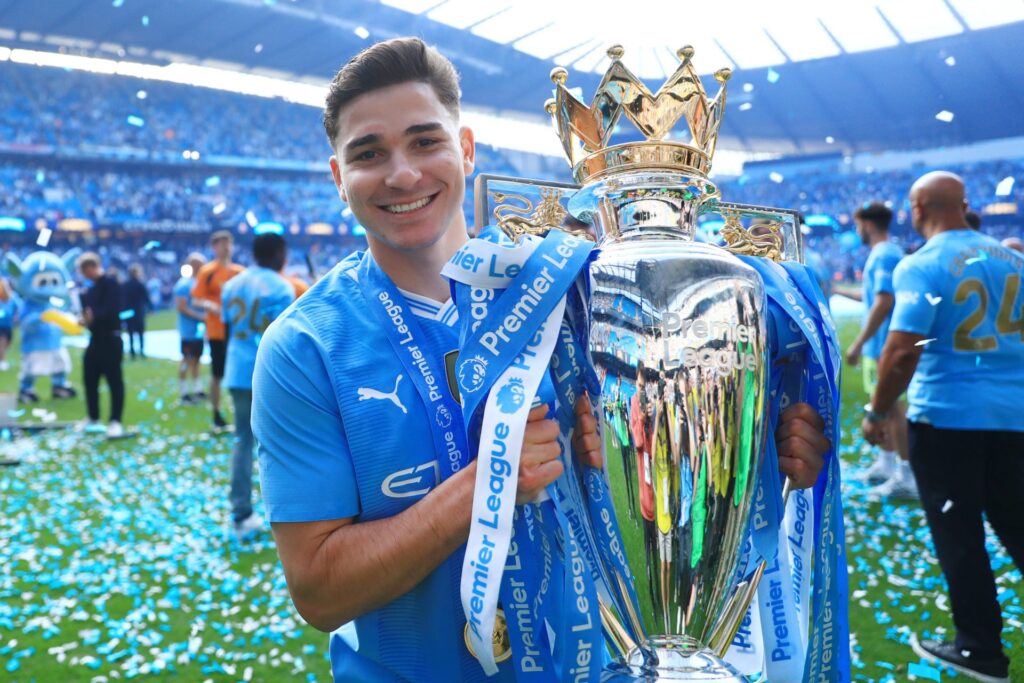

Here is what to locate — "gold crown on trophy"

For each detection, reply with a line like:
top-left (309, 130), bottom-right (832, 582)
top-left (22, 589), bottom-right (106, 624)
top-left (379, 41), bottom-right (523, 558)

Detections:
top-left (545, 45), bottom-right (731, 184)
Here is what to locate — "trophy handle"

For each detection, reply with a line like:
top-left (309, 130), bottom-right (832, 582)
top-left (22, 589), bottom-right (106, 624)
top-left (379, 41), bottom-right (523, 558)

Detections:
top-left (698, 201), bottom-right (805, 264)
top-left (472, 173), bottom-right (593, 241)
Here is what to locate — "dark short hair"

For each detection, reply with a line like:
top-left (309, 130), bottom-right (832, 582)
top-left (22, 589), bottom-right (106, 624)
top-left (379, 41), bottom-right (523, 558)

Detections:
top-left (323, 37), bottom-right (461, 148)
top-left (853, 202), bottom-right (893, 232)
top-left (253, 234), bottom-right (287, 271)
top-left (965, 210), bottom-right (981, 231)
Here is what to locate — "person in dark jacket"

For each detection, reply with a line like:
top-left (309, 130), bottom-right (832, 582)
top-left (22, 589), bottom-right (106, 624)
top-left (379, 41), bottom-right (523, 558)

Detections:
top-left (122, 264), bottom-right (149, 358)
top-left (77, 253), bottom-right (125, 438)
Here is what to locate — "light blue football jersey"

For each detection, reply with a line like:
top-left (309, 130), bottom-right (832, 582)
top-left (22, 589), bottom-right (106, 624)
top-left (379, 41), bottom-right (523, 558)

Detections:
top-left (890, 229), bottom-right (1024, 431)
top-left (221, 267), bottom-right (295, 391)
top-left (861, 241), bottom-right (904, 359)
top-left (173, 276), bottom-right (203, 341)
top-left (252, 253), bottom-right (518, 683)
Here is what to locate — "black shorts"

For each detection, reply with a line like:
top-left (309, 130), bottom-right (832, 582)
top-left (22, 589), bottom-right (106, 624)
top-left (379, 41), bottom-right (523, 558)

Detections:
top-left (181, 338), bottom-right (204, 360)
top-left (209, 339), bottom-right (227, 378)
top-left (0, 328), bottom-right (10, 343)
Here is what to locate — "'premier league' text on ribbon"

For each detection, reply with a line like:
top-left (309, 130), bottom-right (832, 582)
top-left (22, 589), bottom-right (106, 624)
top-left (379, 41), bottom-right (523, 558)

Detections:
top-left (377, 289), bottom-right (465, 472)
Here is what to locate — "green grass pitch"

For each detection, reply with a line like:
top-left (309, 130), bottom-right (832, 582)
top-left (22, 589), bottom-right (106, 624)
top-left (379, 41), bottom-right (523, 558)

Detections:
top-left (0, 311), bottom-right (1019, 681)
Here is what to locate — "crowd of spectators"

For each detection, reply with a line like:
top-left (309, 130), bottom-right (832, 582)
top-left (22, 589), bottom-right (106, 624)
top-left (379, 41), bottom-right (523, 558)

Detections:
top-left (1, 61), bottom-right (1020, 302)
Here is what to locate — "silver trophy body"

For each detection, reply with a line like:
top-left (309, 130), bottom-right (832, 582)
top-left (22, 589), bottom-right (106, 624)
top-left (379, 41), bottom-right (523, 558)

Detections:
top-left (578, 171), bottom-right (769, 681)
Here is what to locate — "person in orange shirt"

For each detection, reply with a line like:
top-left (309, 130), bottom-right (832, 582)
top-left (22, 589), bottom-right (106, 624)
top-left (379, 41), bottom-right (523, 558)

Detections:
top-left (286, 274), bottom-right (310, 298)
top-left (191, 230), bottom-right (243, 429)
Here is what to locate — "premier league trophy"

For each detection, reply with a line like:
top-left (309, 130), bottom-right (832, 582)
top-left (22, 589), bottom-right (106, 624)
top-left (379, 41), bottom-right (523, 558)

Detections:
top-left (471, 45), bottom-right (816, 681)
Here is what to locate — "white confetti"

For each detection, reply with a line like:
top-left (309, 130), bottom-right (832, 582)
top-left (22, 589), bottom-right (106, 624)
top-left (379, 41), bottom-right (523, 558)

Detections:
top-left (995, 176), bottom-right (1015, 197)
top-left (941, 499), bottom-right (953, 513)
top-left (935, 110), bottom-right (954, 123)
top-left (924, 293), bottom-right (942, 305)
top-left (915, 338), bottom-right (937, 347)
top-left (37, 227), bottom-right (53, 247)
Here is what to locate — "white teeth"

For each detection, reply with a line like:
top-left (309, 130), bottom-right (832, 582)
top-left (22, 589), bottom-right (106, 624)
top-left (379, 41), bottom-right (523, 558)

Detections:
top-left (385, 196), bottom-right (432, 213)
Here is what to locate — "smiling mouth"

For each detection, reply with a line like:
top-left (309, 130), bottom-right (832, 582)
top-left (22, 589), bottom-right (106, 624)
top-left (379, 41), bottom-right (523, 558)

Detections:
top-left (382, 193), bottom-right (438, 214)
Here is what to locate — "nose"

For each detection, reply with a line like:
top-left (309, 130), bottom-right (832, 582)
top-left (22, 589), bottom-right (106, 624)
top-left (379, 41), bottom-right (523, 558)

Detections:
top-left (385, 150), bottom-right (422, 190)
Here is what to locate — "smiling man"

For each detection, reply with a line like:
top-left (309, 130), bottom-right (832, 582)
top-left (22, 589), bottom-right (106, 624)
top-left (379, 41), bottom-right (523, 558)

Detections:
top-left (251, 37), bottom-right (831, 683)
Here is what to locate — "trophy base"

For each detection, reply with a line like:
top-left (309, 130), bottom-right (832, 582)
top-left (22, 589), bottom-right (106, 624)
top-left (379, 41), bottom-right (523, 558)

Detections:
top-left (601, 636), bottom-right (747, 682)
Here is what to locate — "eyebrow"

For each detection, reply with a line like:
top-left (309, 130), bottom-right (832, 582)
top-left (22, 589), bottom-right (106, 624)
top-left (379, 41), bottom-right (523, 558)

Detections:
top-left (344, 122), bottom-right (445, 153)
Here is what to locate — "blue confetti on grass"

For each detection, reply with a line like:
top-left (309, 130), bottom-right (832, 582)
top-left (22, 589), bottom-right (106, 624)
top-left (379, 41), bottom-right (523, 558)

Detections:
top-left (908, 661), bottom-right (941, 681)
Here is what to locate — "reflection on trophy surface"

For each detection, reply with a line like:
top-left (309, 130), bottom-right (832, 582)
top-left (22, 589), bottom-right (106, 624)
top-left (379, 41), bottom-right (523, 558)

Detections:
top-left (541, 43), bottom-right (799, 680)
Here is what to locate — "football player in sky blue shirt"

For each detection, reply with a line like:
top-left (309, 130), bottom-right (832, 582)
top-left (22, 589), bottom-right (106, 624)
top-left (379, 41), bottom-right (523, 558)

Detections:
top-left (840, 201), bottom-right (916, 497)
top-left (863, 171), bottom-right (1024, 682)
top-left (222, 233), bottom-right (296, 542)
top-left (174, 252), bottom-right (207, 405)
top-left (250, 37), bottom-right (833, 683)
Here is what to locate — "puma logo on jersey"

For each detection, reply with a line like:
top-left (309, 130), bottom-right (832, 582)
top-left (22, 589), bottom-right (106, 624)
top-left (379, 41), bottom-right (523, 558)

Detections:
top-left (357, 375), bottom-right (407, 414)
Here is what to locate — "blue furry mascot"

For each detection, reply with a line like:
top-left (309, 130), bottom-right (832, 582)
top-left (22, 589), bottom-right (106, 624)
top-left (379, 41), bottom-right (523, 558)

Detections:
top-left (4, 249), bottom-right (81, 403)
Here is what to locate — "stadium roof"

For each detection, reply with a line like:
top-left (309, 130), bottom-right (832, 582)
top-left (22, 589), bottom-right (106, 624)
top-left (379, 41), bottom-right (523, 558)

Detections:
top-left (2, 0), bottom-right (1023, 156)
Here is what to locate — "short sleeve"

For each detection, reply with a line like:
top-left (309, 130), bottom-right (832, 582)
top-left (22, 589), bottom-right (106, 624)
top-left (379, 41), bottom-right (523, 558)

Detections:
top-left (191, 268), bottom-right (207, 300)
top-left (252, 311), bottom-right (361, 522)
top-left (890, 259), bottom-right (937, 336)
top-left (871, 252), bottom-right (899, 295)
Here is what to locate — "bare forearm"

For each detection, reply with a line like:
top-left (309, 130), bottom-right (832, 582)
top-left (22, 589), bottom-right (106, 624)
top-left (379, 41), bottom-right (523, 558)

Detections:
top-left (284, 461), bottom-right (477, 631)
top-left (871, 347), bottom-right (918, 414)
top-left (852, 297), bottom-right (892, 347)
top-left (834, 284), bottom-right (862, 301)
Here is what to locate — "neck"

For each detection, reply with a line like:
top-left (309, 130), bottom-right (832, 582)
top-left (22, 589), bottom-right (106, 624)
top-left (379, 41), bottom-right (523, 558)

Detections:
top-left (868, 232), bottom-right (889, 248)
top-left (369, 230), bottom-right (468, 302)
top-left (921, 216), bottom-right (969, 241)
top-left (217, 255), bottom-right (231, 266)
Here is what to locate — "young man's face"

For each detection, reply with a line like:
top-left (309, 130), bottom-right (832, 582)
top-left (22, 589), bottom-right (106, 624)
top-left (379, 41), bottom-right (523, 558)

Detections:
top-left (854, 218), bottom-right (869, 245)
top-left (213, 238), bottom-right (232, 260)
top-left (329, 81), bottom-right (475, 253)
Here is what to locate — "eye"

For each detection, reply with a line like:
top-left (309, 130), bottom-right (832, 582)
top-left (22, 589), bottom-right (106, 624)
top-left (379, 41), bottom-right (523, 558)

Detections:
top-left (352, 150), bottom-right (378, 162)
top-left (415, 138), bottom-right (439, 149)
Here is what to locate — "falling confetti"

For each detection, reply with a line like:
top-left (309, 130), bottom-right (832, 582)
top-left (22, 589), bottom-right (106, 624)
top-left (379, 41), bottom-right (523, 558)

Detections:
top-left (126, 115), bottom-right (145, 127)
top-left (118, 310), bottom-right (136, 321)
top-left (935, 110), bottom-right (954, 123)
top-left (995, 177), bottom-right (1015, 197)
top-left (924, 293), bottom-right (942, 305)
top-left (766, 68), bottom-right (780, 84)
top-left (965, 252), bottom-right (988, 265)
top-left (915, 338), bottom-right (936, 347)
top-left (941, 500), bottom-right (953, 513)
top-left (143, 240), bottom-right (161, 251)
top-left (37, 227), bottom-right (53, 247)
top-left (141, 15), bottom-right (149, 26)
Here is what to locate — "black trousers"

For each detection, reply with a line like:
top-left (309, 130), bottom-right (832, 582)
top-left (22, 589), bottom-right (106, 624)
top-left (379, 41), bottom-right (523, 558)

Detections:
top-left (126, 316), bottom-right (145, 357)
top-left (84, 334), bottom-right (125, 422)
top-left (908, 422), bottom-right (1024, 657)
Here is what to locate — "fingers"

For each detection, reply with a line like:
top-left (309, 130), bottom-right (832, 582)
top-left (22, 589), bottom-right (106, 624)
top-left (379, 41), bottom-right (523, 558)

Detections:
top-left (573, 394), bottom-right (604, 468)
top-left (523, 415), bottom-right (559, 445)
top-left (776, 405), bottom-right (829, 489)
top-left (780, 402), bottom-right (826, 433)
top-left (516, 459), bottom-right (564, 504)
top-left (527, 404), bottom-right (548, 422)
top-left (775, 418), bottom-right (831, 457)
top-left (778, 453), bottom-right (819, 489)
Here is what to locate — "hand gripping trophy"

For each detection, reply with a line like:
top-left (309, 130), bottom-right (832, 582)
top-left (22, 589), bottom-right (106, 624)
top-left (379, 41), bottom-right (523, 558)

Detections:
top-left (455, 44), bottom-right (847, 683)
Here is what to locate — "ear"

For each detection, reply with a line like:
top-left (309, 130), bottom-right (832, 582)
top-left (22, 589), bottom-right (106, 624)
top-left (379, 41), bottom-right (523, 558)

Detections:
top-left (4, 253), bottom-right (21, 279)
top-left (329, 156), bottom-right (348, 204)
top-left (459, 126), bottom-right (476, 177)
top-left (62, 248), bottom-right (81, 273)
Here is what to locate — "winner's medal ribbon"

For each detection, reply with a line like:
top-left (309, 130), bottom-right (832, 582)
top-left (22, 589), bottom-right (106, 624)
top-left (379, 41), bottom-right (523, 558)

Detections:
top-left (735, 256), bottom-right (849, 683)
top-left (445, 228), bottom-right (596, 678)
